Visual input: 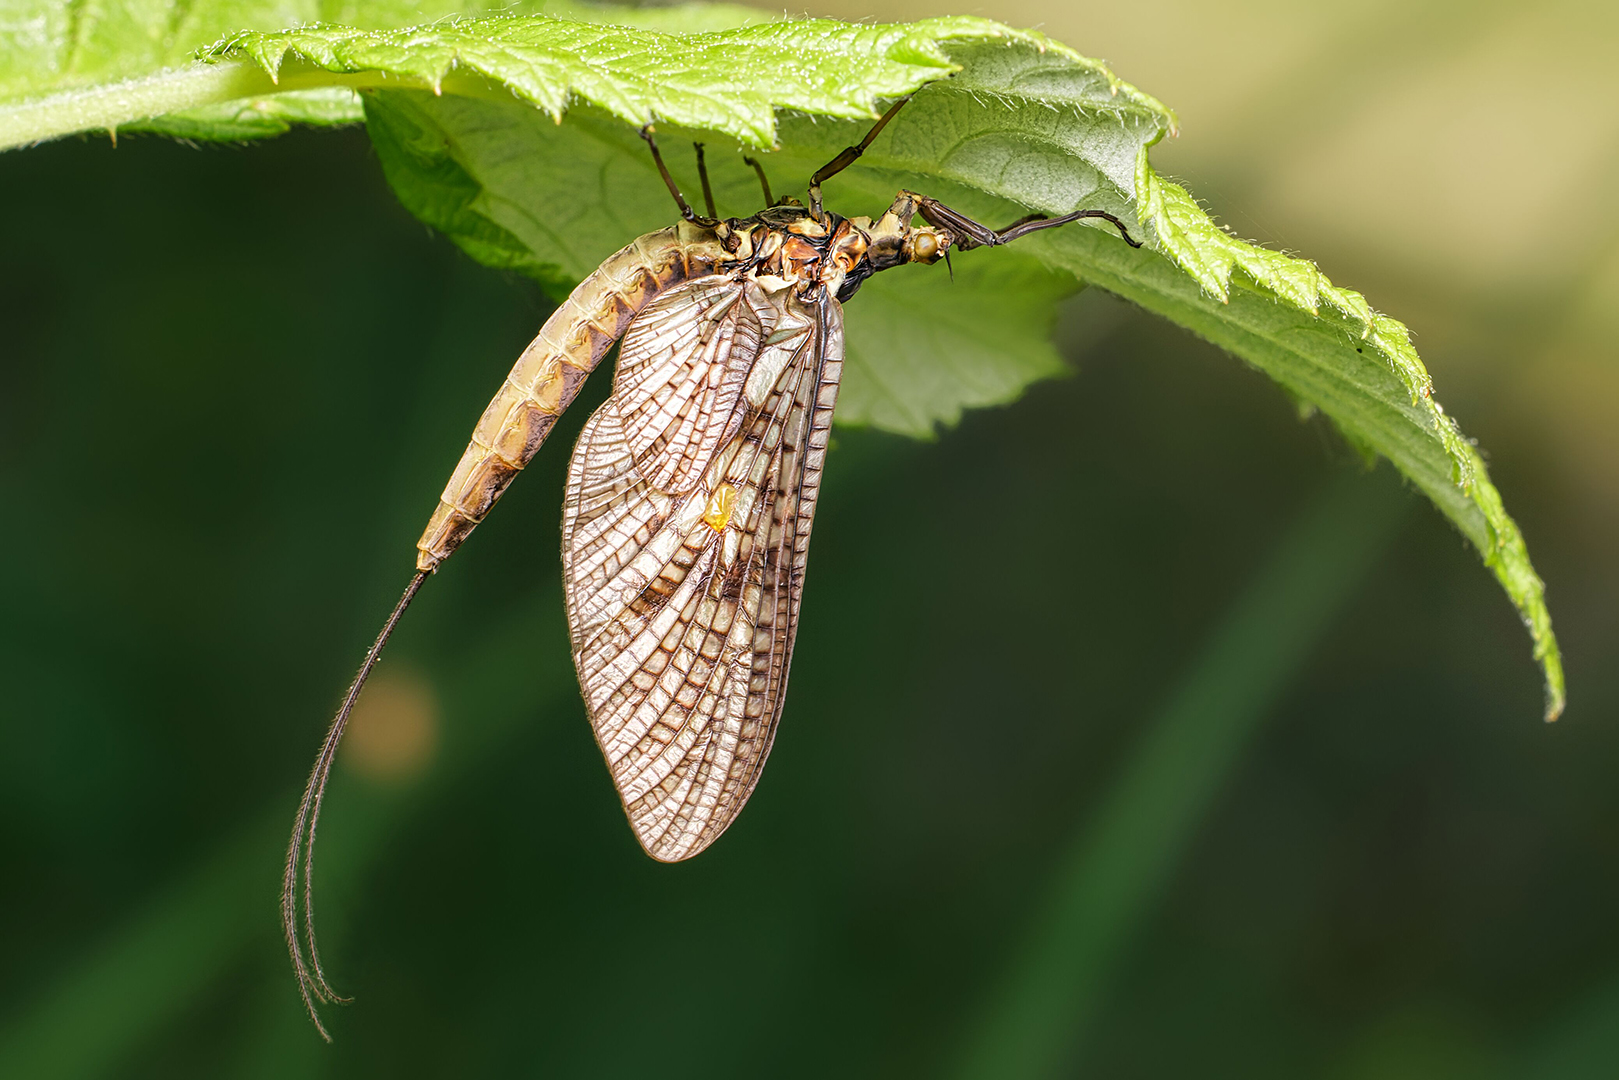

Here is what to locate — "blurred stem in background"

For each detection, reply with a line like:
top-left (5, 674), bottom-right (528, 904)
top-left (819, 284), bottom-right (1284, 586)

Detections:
top-left (955, 469), bottom-right (1409, 1079)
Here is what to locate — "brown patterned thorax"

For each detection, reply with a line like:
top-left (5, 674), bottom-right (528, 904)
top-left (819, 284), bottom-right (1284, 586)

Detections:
top-left (706, 197), bottom-right (949, 305)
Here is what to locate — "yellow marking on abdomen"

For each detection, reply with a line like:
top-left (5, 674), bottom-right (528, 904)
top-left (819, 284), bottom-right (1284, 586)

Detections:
top-left (702, 484), bottom-right (738, 533)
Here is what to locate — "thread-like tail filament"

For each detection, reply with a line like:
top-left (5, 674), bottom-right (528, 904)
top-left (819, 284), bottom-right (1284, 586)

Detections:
top-left (282, 569), bottom-right (428, 1040)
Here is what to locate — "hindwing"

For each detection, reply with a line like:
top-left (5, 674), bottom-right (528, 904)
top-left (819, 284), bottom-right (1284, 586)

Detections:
top-left (562, 282), bottom-right (843, 861)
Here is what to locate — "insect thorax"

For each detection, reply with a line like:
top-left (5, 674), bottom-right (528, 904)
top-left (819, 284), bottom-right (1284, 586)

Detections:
top-left (706, 194), bottom-right (950, 304)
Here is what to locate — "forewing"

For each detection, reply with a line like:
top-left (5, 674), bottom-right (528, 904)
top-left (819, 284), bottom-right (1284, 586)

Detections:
top-left (612, 276), bottom-right (770, 495)
top-left (562, 296), bottom-right (843, 861)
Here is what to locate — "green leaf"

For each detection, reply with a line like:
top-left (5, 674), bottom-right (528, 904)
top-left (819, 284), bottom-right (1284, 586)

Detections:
top-left (0, 0), bottom-right (764, 103)
top-left (0, 1), bottom-right (767, 148)
top-left (126, 88), bottom-right (365, 141)
top-left (838, 256), bottom-right (1076, 437)
top-left (0, 3), bottom-right (1561, 714)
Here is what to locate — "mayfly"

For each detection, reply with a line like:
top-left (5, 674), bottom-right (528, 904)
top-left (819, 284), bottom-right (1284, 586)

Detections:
top-left (284, 97), bottom-right (1140, 1034)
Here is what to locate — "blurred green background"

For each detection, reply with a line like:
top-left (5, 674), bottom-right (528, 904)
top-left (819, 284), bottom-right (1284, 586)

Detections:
top-left (1, 1), bottom-right (1616, 1076)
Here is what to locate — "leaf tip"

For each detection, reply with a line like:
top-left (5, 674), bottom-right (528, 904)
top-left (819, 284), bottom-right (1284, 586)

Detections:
top-left (1540, 648), bottom-right (1566, 723)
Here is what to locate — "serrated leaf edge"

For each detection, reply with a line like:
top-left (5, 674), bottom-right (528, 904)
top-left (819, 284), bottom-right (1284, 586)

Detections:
top-left (1131, 145), bottom-right (1563, 719)
top-left (199, 13), bottom-right (1174, 149)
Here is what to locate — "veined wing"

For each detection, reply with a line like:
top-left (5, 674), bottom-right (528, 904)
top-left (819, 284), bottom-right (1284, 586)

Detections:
top-left (611, 275), bottom-right (770, 495)
top-left (561, 294), bottom-right (843, 861)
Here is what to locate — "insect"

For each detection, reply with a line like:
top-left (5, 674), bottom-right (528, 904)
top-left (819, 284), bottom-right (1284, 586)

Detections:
top-left (283, 97), bottom-right (1140, 1035)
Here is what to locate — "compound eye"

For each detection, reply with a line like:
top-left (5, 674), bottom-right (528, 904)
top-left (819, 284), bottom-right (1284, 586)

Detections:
top-left (911, 231), bottom-right (940, 261)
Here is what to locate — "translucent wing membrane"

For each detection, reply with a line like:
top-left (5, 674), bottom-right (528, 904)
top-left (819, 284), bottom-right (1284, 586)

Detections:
top-left (563, 276), bottom-right (843, 861)
top-left (614, 276), bottom-right (763, 494)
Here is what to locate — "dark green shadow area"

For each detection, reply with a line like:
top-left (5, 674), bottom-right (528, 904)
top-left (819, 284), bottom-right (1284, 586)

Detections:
top-left (0, 592), bottom-right (572, 1078)
top-left (956, 472), bottom-right (1408, 1079)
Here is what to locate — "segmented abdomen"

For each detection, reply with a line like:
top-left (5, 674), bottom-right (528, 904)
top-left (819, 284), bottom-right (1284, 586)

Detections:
top-left (415, 223), bottom-right (726, 571)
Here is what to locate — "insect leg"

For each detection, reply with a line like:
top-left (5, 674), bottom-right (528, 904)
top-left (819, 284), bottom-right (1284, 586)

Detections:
top-left (807, 96), bottom-right (910, 219)
top-left (742, 156), bottom-right (774, 206)
top-left (640, 125), bottom-right (717, 226)
top-left (912, 193), bottom-right (1144, 249)
top-left (994, 208), bottom-right (1144, 248)
top-left (997, 213), bottom-right (1048, 232)
top-left (693, 142), bottom-right (718, 219)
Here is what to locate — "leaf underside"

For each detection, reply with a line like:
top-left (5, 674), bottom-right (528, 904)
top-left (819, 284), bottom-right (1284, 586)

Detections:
top-left (0, 3), bottom-right (1562, 716)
